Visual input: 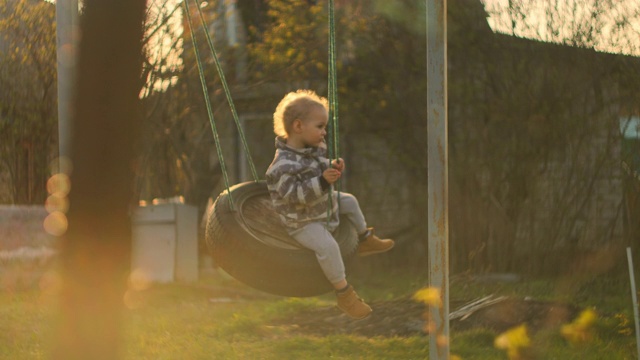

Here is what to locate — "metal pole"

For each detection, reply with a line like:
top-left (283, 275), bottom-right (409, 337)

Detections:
top-left (52, 0), bottom-right (147, 357)
top-left (56, 0), bottom-right (78, 163)
top-left (626, 247), bottom-right (640, 358)
top-left (427, 0), bottom-right (449, 358)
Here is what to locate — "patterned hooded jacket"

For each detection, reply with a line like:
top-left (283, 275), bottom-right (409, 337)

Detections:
top-left (265, 136), bottom-right (339, 232)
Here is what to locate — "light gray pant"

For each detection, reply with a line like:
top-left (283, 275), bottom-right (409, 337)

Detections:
top-left (289, 192), bottom-right (367, 285)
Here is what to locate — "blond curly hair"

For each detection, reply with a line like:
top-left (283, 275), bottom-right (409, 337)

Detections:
top-left (273, 89), bottom-right (329, 138)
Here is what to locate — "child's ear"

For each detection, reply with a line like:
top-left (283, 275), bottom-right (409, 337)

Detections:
top-left (292, 119), bottom-right (303, 133)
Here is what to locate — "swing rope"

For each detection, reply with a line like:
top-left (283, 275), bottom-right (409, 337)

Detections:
top-left (192, 0), bottom-right (259, 182)
top-left (183, 0), bottom-right (235, 209)
top-left (328, 0), bottom-right (339, 162)
top-left (327, 0), bottom-right (340, 223)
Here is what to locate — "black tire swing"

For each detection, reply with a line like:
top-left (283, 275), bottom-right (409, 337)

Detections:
top-left (184, 0), bottom-right (356, 297)
top-left (206, 181), bottom-right (358, 297)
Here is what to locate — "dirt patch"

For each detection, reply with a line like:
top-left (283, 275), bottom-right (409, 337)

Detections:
top-left (269, 296), bottom-right (581, 337)
top-left (270, 296), bottom-right (426, 337)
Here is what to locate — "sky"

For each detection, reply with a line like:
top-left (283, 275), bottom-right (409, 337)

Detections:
top-left (480, 0), bottom-right (640, 56)
top-left (143, 0), bottom-right (184, 95)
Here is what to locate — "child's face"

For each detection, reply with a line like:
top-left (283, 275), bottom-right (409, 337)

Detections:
top-left (299, 106), bottom-right (328, 147)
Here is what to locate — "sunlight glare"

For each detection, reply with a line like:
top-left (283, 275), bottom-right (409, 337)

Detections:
top-left (123, 289), bottom-right (145, 310)
top-left (39, 269), bottom-right (63, 305)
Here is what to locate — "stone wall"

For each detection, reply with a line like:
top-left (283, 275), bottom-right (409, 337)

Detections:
top-left (0, 206), bottom-right (58, 290)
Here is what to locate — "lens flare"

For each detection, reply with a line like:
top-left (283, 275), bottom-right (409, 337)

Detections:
top-left (46, 173), bottom-right (71, 196)
top-left (128, 268), bottom-right (152, 291)
top-left (43, 211), bottom-right (68, 237)
top-left (39, 270), bottom-right (63, 305)
top-left (45, 193), bottom-right (70, 214)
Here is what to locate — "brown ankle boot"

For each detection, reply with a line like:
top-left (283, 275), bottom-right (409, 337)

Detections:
top-left (336, 285), bottom-right (372, 320)
top-left (357, 228), bottom-right (394, 257)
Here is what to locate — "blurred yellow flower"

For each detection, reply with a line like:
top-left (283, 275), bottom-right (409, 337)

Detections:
top-left (615, 313), bottom-right (632, 336)
top-left (494, 324), bottom-right (530, 360)
top-left (412, 287), bottom-right (442, 307)
top-left (574, 308), bottom-right (597, 328)
top-left (561, 308), bottom-right (597, 344)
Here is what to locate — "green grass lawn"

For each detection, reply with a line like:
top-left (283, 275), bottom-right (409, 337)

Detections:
top-left (1, 267), bottom-right (639, 359)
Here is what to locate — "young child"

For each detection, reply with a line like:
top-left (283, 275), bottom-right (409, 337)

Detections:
top-left (265, 89), bottom-right (394, 319)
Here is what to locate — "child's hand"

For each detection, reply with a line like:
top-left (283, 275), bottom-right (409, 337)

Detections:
top-left (323, 168), bottom-right (341, 184)
top-left (331, 158), bottom-right (345, 172)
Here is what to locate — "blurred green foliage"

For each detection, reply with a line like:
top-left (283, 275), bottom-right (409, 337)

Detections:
top-left (0, 0), bottom-right (57, 204)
